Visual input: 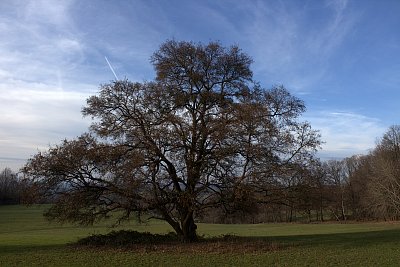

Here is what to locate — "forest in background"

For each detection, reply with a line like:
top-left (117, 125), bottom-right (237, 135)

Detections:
top-left (2, 125), bottom-right (399, 223)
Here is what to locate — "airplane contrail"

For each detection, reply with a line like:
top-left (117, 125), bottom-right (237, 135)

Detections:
top-left (104, 56), bottom-right (119, 80)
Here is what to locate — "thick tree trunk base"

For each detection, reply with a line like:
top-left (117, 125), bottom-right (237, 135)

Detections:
top-left (181, 215), bottom-right (198, 243)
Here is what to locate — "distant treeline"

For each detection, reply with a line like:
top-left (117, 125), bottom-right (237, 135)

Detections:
top-left (2, 125), bottom-right (400, 223)
top-left (0, 168), bottom-right (23, 204)
top-left (201, 125), bottom-right (400, 223)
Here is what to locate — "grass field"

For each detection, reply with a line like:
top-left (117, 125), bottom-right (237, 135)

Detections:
top-left (1, 205), bottom-right (400, 266)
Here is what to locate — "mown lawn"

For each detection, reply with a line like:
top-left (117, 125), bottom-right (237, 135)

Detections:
top-left (1, 205), bottom-right (400, 266)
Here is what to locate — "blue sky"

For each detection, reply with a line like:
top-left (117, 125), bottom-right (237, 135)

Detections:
top-left (1, 0), bottom-right (399, 171)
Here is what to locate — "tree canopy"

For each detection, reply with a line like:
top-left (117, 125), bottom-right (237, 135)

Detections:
top-left (23, 40), bottom-right (321, 242)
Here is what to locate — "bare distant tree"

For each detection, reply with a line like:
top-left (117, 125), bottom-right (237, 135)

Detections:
top-left (0, 167), bottom-right (20, 204)
top-left (366, 125), bottom-right (400, 219)
top-left (322, 160), bottom-right (349, 221)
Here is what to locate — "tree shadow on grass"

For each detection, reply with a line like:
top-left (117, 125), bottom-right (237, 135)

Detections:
top-left (0, 244), bottom-right (66, 255)
top-left (71, 228), bottom-right (400, 253)
top-left (1, 229), bottom-right (400, 255)
top-left (264, 228), bottom-right (400, 249)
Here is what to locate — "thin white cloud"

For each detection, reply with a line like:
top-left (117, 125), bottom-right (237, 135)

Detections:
top-left (306, 111), bottom-right (387, 159)
top-left (24, 0), bottom-right (74, 26)
top-left (0, 83), bottom-right (91, 159)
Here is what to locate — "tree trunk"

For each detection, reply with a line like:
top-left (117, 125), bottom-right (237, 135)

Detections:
top-left (181, 212), bottom-right (198, 242)
top-left (340, 187), bottom-right (347, 221)
top-left (320, 194), bottom-right (324, 222)
top-left (163, 210), bottom-right (198, 242)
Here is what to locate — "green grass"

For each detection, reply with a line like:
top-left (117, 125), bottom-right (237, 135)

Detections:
top-left (1, 205), bottom-right (400, 266)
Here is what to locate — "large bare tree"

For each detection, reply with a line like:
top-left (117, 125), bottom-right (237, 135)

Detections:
top-left (23, 40), bottom-right (321, 242)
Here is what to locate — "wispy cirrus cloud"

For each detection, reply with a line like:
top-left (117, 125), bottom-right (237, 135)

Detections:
top-left (0, 0), bottom-right (87, 84)
top-left (306, 111), bottom-right (386, 159)
top-left (0, 0), bottom-right (94, 170)
top-left (240, 0), bottom-right (357, 93)
top-left (0, 81), bottom-right (91, 156)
